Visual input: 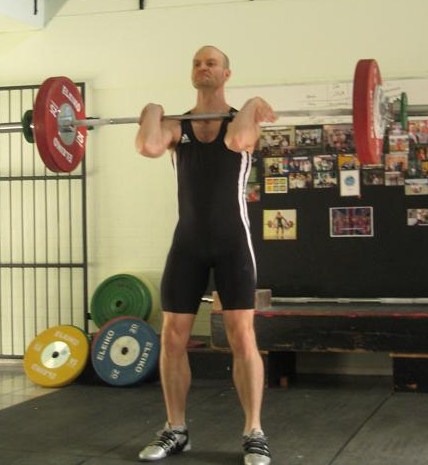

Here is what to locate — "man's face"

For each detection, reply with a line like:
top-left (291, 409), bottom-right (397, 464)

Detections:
top-left (191, 47), bottom-right (231, 90)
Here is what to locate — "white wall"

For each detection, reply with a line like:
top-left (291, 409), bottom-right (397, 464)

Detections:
top-left (0, 0), bottom-right (427, 368)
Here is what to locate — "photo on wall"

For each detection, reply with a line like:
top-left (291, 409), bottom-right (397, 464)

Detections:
top-left (258, 126), bottom-right (296, 156)
top-left (408, 120), bottom-right (428, 144)
top-left (339, 170), bottom-right (360, 196)
top-left (384, 153), bottom-right (408, 172)
top-left (246, 183), bottom-right (261, 202)
top-left (388, 134), bottom-right (409, 153)
top-left (404, 178), bottom-right (428, 195)
top-left (385, 172), bottom-right (405, 186)
top-left (338, 153), bottom-right (360, 170)
top-left (329, 206), bottom-right (374, 237)
top-left (295, 125), bottom-right (323, 149)
top-left (264, 177), bottom-right (288, 194)
top-left (263, 157), bottom-right (289, 176)
top-left (323, 124), bottom-right (355, 153)
top-left (289, 172), bottom-right (312, 189)
top-left (314, 171), bottom-right (337, 189)
top-left (362, 166), bottom-right (385, 186)
top-left (407, 209), bottom-right (428, 226)
top-left (263, 209), bottom-right (297, 240)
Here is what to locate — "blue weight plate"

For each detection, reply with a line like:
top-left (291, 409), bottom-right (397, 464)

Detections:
top-left (91, 316), bottom-right (160, 386)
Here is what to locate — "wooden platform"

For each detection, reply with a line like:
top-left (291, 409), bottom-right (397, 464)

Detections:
top-left (210, 303), bottom-right (428, 392)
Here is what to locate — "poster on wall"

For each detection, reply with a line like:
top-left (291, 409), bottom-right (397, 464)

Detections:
top-left (329, 206), bottom-right (373, 237)
top-left (263, 209), bottom-right (297, 240)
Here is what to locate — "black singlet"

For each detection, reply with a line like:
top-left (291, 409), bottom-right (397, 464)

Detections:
top-left (160, 115), bottom-right (256, 313)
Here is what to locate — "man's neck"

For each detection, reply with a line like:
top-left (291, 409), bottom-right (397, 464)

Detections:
top-left (192, 88), bottom-right (229, 114)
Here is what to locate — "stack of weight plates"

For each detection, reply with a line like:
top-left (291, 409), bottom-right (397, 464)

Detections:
top-left (89, 273), bottom-right (161, 386)
top-left (24, 273), bottom-right (161, 388)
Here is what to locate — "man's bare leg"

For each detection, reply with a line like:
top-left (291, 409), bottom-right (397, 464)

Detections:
top-left (138, 312), bottom-right (194, 461)
top-left (160, 312), bottom-right (195, 426)
top-left (222, 310), bottom-right (264, 432)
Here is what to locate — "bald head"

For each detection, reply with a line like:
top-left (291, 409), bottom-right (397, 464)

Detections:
top-left (194, 45), bottom-right (230, 70)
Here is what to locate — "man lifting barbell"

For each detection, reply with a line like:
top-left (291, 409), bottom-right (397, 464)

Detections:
top-left (134, 45), bottom-right (276, 465)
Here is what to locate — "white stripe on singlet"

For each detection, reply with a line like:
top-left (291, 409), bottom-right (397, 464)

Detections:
top-left (238, 151), bottom-right (257, 281)
top-left (171, 151), bottom-right (179, 217)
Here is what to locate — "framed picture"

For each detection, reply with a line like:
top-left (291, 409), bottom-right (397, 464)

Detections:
top-left (329, 206), bottom-right (374, 237)
top-left (263, 209), bottom-right (297, 240)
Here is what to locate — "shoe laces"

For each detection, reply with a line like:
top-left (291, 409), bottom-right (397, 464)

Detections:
top-left (151, 428), bottom-right (185, 452)
top-left (243, 431), bottom-right (271, 457)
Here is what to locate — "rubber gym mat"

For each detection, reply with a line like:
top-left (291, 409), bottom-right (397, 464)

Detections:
top-left (0, 377), bottom-right (427, 465)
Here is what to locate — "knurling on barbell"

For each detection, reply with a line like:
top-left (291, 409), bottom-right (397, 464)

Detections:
top-left (1, 58), bottom-right (428, 173)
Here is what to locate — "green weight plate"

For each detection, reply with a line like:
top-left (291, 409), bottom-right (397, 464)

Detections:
top-left (90, 274), bottom-right (154, 328)
top-left (22, 110), bottom-right (34, 143)
top-left (400, 92), bottom-right (408, 131)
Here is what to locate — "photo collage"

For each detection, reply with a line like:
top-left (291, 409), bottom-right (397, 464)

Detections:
top-left (245, 120), bottom-right (428, 239)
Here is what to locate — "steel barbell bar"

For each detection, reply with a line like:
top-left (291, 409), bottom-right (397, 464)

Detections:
top-left (3, 105), bottom-right (428, 135)
top-left (0, 108), bottom-right (371, 134)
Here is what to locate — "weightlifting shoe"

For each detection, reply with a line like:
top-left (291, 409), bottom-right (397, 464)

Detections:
top-left (242, 429), bottom-right (272, 465)
top-left (138, 423), bottom-right (191, 461)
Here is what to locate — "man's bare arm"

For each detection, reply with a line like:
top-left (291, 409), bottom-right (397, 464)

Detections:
top-left (224, 97), bottom-right (277, 154)
top-left (135, 103), bottom-right (180, 158)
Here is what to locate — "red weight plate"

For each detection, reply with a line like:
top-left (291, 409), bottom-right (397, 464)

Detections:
top-left (33, 76), bottom-right (87, 172)
top-left (32, 78), bottom-right (62, 172)
top-left (353, 59), bottom-right (384, 165)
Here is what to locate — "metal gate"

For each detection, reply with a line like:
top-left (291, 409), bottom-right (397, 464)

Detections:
top-left (0, 82), bottom-right (88, 358)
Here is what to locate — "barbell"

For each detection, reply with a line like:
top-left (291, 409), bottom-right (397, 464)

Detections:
top-left (1, 59), bottom-right (428, 173)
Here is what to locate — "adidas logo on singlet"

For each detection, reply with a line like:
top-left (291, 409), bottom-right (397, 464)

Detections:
top-left (180, 133), bottom-right (191, 144)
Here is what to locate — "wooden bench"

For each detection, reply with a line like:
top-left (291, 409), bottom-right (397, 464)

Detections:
top-left (210, 300), bottom-right (428, 392)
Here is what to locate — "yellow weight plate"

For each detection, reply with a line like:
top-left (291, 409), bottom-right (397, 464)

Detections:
top-left (24, 325), bottom-right (90, 388)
